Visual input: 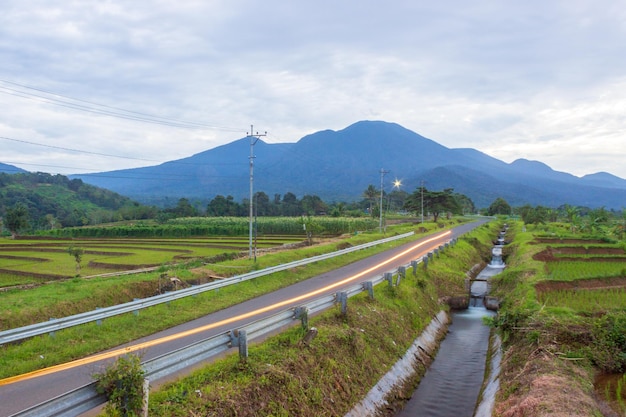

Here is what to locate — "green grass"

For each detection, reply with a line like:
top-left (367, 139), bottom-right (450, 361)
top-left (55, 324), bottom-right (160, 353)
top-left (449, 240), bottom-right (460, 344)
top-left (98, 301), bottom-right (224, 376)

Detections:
top-left (539, 288), bottom-right (626, 314)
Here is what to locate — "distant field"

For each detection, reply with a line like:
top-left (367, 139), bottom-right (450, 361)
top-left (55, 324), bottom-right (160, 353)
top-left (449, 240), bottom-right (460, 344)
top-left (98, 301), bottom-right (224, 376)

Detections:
top-left (0, 236), bottom-right (303, 287)
top-left (533, 238), bottom-right (626, 313)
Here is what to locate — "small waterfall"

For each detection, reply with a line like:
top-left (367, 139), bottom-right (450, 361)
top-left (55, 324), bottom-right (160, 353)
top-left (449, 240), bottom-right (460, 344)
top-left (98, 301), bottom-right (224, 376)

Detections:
top-left (489, 246), bottom-right (505, 268)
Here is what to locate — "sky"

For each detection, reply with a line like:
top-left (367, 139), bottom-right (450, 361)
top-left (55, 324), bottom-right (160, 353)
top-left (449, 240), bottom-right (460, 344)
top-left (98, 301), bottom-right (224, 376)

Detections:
top-left (1, 0), bottom-right (625, 179)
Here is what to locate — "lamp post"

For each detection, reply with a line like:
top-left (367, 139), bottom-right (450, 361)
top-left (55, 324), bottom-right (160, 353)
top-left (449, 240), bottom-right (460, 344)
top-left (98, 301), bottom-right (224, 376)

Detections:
top-left (387, 178), bottom-right (402, 213)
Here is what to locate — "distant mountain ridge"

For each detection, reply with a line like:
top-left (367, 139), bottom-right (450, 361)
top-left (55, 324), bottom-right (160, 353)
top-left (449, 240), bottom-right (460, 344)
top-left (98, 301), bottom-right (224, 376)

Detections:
top-left (0, 162), bottom-right (27, 174)
top-left (59, 120), bottom-right (625, 209)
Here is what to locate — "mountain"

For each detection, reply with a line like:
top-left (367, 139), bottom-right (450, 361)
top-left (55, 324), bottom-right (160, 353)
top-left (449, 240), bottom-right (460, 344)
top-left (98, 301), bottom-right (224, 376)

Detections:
top-left (0, 162), bottom-right (27, 174)
top-left (71, 121), bottom-right (626, 209)
top-left (580, 172), bottom-right (626, 190)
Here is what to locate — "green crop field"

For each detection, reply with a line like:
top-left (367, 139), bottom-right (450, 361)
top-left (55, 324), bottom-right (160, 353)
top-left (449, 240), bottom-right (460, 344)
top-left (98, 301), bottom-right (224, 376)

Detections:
top-left (538, 288), bottom-right (626, 313)
top-left (0, 235), bottom-right (303, 287)
top-left (546, 261), bottom-right (626, 281)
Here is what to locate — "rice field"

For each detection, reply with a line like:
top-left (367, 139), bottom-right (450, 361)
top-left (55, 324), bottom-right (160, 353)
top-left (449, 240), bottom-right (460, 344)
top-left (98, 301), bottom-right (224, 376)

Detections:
top-left (546, 261), bottom-right (626, 281)
top-left (538, 287), bottom-right (626, 313)
top-left (0, 235), bottom-right (302, 287)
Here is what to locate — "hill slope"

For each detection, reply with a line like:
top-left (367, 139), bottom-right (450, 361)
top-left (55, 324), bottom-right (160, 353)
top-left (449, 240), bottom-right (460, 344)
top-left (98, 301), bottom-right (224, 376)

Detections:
top-left (0, 172), bottom-right (152, 229)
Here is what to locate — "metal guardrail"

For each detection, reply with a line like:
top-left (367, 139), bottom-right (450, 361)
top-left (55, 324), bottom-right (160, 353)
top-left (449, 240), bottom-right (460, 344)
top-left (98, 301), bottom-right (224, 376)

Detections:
top-left (12, 239), bottom-right (458, 417)
top-left (0, 232), bottom-right (414, 345)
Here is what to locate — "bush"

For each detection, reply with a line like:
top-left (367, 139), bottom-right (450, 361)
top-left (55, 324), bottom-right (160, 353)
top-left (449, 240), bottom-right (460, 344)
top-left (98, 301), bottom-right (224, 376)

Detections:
top-left (590, 312), bottom-right (626, 372)
top-left (94, 354), bottom-right (146, 417)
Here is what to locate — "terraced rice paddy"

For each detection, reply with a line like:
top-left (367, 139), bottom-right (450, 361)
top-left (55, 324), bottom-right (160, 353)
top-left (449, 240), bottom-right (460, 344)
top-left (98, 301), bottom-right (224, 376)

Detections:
top-left (0, 236), bottom-right (303, 288)
top-left (532, 237), bottom-right (626, 414)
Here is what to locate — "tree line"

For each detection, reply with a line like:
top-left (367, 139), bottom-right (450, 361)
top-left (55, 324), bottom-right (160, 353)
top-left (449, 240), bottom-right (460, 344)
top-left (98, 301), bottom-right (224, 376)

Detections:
top-left (2, 171), bottom-right (623, 238)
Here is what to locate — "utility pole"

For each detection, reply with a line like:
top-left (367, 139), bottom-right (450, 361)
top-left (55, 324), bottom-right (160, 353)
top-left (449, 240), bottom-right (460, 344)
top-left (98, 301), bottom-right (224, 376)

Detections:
top-left (379, 168), bottom-right (390, 233)
top-left (248, 125), bottom-right (266, 259)
top-left (421, 180), bottom-right (424, 224)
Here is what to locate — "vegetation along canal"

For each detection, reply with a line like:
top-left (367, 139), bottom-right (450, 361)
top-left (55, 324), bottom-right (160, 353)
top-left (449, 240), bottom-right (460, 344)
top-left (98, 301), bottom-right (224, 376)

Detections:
top-left (394, 229), bottom-right (507, 417)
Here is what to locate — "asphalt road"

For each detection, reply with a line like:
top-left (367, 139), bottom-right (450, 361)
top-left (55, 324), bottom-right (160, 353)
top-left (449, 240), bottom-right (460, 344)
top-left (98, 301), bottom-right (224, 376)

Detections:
top-left (0, 219), bottom-right (489, 416)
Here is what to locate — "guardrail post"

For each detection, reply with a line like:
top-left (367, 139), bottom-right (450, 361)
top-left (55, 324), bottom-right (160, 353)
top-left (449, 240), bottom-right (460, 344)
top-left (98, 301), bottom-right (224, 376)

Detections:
top-left (423, 255), bottom-right (429, 269)
top-left (49, 318), bottom-right (56, 338)
top-left (411, 260), bottom-right (418, 275)
top-left (133, 299), bottom-right (139, 316)
top-left (141, 378), bottom-right (150, 417)
top-left (384, 272), bottom-right (393, 287)
top-left (337, 291), bottom-right (348, 315)
top-left (434, 248), bottom-right (439, 258)
top-left (295, 306), bottom-right (309, 331)
top-left (364, 281), bottom-right (374, 299)
top-left (96, 307), bottom-right (102, 326)
top-left (397, 266), bottom-right (406, 286)
top-left (231, 329), bottom-right (248, 360)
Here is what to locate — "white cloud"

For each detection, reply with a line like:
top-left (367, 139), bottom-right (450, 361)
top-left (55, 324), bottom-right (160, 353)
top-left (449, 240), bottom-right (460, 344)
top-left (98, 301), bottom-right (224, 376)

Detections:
top-left (0, 0), bottom-right (624, 179)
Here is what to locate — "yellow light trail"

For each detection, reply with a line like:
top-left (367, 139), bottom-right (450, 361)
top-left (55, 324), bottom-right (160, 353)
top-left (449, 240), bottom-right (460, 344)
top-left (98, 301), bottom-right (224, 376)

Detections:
top-left (0, 230), bottom-right (451, 386)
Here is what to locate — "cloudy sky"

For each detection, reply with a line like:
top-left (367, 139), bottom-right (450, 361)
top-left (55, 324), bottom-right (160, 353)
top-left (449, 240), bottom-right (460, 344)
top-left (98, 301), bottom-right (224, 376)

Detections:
top-left (1, 1), bottom-right (625, 179)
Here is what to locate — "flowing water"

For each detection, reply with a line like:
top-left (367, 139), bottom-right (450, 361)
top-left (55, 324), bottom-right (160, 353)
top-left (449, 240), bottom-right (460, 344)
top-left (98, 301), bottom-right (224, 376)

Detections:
top-left (395, 252), bottom-right (504, 417)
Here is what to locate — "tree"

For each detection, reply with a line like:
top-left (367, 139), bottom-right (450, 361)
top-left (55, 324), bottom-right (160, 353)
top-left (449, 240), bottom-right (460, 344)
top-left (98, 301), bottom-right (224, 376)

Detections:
top-left (253, 191), bottom-right (270, 216)
top-left (330, 202), bottom-right (346, 217)
top-left (281, 192), bottom-right (300, 216)
top-left (207, 195), bottom-right (229, 216)
top-left (170, 198), bottom-right (198, 217)
top-left (562, 205), bottom-right (580, 233)
top-left (67, 245), bottom-right (85, 275)
top-left (301, 194), bottom-right (327, 215)
top-left (519, 205), bottom-right (549, 225)
top-left (454, 193), bottom-right (476, 215)
top-left (387, 189), bottom-right (409, 213)
top-left (5, 203), bottom-right (30, 238)
top-left (362, 184), bottom-right (378, 217)
top-left (404, 187), bottom-right (461, 222)
top-left (487, 198), bottom-right (511, 216)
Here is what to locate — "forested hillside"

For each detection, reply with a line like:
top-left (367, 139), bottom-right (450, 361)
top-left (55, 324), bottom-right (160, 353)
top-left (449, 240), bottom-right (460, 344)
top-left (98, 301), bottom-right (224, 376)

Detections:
top-left (0, 172), bottom-right (156, 232)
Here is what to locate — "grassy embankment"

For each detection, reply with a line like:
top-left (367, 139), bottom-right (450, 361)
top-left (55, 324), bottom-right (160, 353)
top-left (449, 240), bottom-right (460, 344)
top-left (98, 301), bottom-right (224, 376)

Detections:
top-left (1, 219), bottom-right (475, 381)
top-left (489, 222), bottom-right (626, 417)
top-left (121, 221), bottom-right (498, 417)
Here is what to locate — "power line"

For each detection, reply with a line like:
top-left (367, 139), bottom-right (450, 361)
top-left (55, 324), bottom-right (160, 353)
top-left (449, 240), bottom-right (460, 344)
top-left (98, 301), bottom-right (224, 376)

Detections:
top-left (0, 135), bottom-right (246, 168)
top-left (0, 79), bottom-right (245, 132)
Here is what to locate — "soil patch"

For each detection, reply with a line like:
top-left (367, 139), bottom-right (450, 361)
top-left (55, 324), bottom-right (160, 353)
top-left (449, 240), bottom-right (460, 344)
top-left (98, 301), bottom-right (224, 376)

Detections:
top-left (534, 238), bottom-right (607, 244)
top-left (535, 276), bottom-right (626, 293)
top-left (547, 247), bottom-right (625, 255)
top-left (533, 247), bottom-right (626, 262)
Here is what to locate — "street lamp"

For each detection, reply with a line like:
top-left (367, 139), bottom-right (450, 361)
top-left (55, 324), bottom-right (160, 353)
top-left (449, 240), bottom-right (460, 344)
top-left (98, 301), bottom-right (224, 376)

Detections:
top-left (387, 178), bottom-right (402, 213)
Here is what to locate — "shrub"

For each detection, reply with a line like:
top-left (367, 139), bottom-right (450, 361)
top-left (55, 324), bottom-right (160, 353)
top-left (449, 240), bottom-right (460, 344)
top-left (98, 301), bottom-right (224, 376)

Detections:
top-left (94, 354), bottom-right (146, 417)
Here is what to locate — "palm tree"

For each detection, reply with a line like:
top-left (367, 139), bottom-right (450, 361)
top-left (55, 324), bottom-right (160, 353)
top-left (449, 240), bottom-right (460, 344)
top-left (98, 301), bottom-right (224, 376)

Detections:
top-left (363, 184), bottom-right (378, 216)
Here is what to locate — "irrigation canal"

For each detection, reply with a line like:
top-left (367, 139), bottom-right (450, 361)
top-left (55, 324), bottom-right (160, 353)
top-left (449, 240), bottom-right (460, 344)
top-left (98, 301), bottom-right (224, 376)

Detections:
top-left (394, 228), bottom-right (507, 417)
